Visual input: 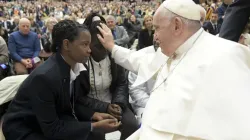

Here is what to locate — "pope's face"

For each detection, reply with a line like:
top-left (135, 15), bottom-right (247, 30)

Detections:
top-left (153, 8), bottom-right (173, 56)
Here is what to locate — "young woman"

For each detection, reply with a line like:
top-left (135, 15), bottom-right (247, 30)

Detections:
top-left (83, 13), bottom-right (138, 140)
top-left (137, 15), bottom-right (154, 50)
top-left (2, 20), bottom-right (121, 140)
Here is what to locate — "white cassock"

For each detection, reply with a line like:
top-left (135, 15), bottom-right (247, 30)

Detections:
top-left (112, 28), bottom-right (250, 140)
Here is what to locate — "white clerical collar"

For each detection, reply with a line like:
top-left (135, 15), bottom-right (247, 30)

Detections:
top-left (70, 63), bottom-right (87, 82)
top-left (60, 54), bottom-right (87, 82)
top-left (175, 28), bottom-right (203, 56)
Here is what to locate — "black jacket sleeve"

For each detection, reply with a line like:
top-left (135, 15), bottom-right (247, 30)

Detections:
top-left (30, 75), bottom-right (91, 140)
top-left (77, 96), bottom-right (110, 113)
top-left (219, 0), bottom-right (250, 42)
top-left (138, 31), bottom-right (143, 50)
top-left (41, 34), bottom-right (51, 53)
top-left (111, 64), bottom-right (129, 111)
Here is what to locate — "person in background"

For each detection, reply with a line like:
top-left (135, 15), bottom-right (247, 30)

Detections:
top-left (8, 18), bottom-right (41, 75)
top-left (0, 25), bottom-right (8, 44)
top-left (1, 16), bottom-right (12, 33)
top-left (3, 20), bottom-right (121, 140)
top-left (216, 0), bottom-right (233, 24)
top-left (123, 14), bottom-right (142, 48)
top-left (116, 16), bottom-right (123, 26)
top-left (137, 15), bottom-right (154, 50)
top-left (28, 16), bottom-right (42, 37)
top-left (10, 16), bottom-right (20, 33)
top-left (203, 11), bottom-right (221, 35)
top-left (105, 15), bottom-right (130, 48)
top-left (41, 17), bottom-right (57, 58)
top-left (0, 36), bottom-right (8, 81)
top-left (219, 0), bottom-right (250, 42)
top-left (205, 2), bottom-right (217, 21)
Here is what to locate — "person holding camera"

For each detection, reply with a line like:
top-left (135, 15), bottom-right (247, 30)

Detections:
top-left (0, 35), bottom-right (8, 80)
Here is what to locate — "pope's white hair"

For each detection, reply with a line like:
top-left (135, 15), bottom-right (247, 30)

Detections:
top-left (106, 15), bottom-right (116, 23)
top-left (198, 5), bottom-right (206, 22)
top-left (160, 7), bottom-right (201, 30)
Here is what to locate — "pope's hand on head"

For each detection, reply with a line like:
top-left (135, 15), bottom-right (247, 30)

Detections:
top-left (97, 23), bottom-right (115, 52)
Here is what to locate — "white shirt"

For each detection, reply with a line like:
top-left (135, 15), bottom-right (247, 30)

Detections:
top-left (88, 57), bottom-right (112, 103)
top-left (69, 63), bottom-right (87, 96)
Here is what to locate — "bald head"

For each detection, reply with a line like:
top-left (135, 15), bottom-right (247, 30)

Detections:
top-left (19, 18), bottom-right (30, 26)
top-left (19, 18), bottom-right (31, 35)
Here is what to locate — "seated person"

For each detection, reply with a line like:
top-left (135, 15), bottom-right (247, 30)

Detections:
top-left (137, 15), bottom-right (154, 50)
top-left (105, 15), bottom-right (130, 48)
top-left (82, 13), bottom-right (138, 140)
top-left (2, 20), bottom-right (121, 140)
top-left (40, 17), bottom-right (58, 59)
top-left (8, 18), bottom-right (41, 75)
top-left (202, 11), bottom-right (221, 35)
top-left (0, 36), bottom-right (9, 80)
top-left (41, 17), bottom-right (57, 53)
top-left (128, 45), bottom-right (160, 123)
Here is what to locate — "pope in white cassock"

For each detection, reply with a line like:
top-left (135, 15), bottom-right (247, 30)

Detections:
top-left (97, 0), bottom-right (250, 139)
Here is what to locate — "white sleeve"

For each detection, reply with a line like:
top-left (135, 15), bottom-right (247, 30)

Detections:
top-left (111, 45), bottom-right (146, 73)
top-left (128, 72), bottom-right (149, 115)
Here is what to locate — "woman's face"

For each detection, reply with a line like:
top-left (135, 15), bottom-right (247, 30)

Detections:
top-left (130, 15), bottom-right (136, 22)
top-left (68, 31), bottom-right (91, 63)
top-left (88, 20), bottom-right (108, 62)
top-left (144, 17), bottom-right (153, 29)
top-left (47, 20), bottom-right (57, 31)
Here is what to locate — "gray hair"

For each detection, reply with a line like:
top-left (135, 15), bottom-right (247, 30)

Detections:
top-left (106, 15), bottom-right (116, 23)
top-left (162, 8), bottom-right (201, 30)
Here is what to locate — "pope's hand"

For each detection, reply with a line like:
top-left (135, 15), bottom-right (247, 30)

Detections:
top-left (97, 23), bottom-right (115, 52)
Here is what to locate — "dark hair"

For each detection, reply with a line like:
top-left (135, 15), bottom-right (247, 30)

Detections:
top-left (212, 11), bottom-right (218, 15)
top-left (84, 12), bottom-right (106, 29)
top-left (51, 19), bottom-right (89, 53)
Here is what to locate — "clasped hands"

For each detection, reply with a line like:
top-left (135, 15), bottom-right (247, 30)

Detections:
top-left (91, 104), bottom-right (122, 133)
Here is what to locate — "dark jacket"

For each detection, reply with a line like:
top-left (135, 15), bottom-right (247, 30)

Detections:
top-left (1, 21), bottom-right (11, 31)
top-left (123, 18), bottom-right (142, 40)
top-left (219, 0), bottom-right (250, 42)
top-left (3, 53), bottom-right (95, 140)
top-left (216, 2), bottom-right (229, 24)
top-left (203, 21), bottom-right (221, 35)
top-left (138, 29), bottom-right (154, 50)
top-left (41, 32), bottom-right (52, 53)
top-left (79, 55), bottom-right (129, 113)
